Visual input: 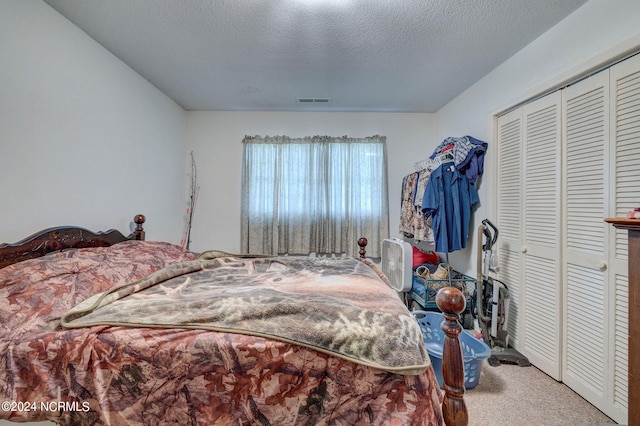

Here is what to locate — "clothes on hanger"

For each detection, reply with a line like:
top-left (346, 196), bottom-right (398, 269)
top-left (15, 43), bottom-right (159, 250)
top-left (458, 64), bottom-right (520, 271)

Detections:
top-left (399, 170), bottom-right (435, 244)
top-left (399, 171), bottom-right (419, 236)
top-left (421, 161), bottom-right (479, 253)
top-left (401, 135), bottom-right (486, 252)
top-left (429, 136), bottom-right (487, 184)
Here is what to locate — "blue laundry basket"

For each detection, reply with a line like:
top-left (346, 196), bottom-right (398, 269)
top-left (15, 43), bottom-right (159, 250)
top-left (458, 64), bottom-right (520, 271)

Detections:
top-left (413, 310), bottom-right (490, 389)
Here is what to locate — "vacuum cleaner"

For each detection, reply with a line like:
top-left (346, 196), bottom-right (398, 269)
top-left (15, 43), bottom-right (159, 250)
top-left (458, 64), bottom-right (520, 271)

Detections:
top-left (474, 219), bottom-right (531, 367)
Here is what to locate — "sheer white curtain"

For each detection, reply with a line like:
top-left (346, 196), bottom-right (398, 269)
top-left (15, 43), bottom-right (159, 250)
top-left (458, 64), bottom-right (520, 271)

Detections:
top-left (241, 135), bottom-right (389, 258)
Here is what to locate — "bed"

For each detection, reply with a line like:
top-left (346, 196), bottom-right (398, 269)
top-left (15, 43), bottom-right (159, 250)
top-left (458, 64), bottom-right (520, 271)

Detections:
top-left (0, 216), bottom-right (468, 426)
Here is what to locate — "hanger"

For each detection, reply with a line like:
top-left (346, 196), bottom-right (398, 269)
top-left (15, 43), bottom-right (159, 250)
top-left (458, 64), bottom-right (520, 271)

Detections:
top-left (414, 157), bottom-right (441, 172)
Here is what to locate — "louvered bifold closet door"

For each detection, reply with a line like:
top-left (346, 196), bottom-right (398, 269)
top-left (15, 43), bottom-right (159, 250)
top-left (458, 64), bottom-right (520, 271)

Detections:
top-left (561, 70), bottom-right (612, 418)
top-left (521, 92), bottom-right (562, 380)
top-left (496, 109), bottom-right (525, 351)
top-left (607, 53), bottom-right (640, 424)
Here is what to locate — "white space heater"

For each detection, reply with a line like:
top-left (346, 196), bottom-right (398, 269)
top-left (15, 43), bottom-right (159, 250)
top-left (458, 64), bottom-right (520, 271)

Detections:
top-left (381, 238), bottom-right (413, 292)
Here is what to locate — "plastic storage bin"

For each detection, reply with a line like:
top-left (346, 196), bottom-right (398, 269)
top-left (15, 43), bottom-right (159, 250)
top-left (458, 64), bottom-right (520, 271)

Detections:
top-left (409, 268), bottom-right (476, 329)
top-left (413, 310), bottom-right (490, 389)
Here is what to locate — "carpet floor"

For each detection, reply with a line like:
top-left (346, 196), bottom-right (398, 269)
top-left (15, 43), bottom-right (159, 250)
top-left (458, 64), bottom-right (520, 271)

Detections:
top-left (464, 361), bottom-right (617, 425)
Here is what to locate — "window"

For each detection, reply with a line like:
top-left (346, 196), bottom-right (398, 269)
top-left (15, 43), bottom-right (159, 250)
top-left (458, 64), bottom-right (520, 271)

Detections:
top-left (241, 135), bottom-right (389, 257)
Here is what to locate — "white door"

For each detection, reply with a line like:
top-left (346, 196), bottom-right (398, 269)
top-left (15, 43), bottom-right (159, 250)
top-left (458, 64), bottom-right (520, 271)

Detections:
top-left (561, 69), bottom-right (611, 414)
top-left (520, 92), bottom-right (563, 380)
top-left (496, 92), bottom-right (563, 381)
top-left (496, 108), bottom-right (525, 351)
top-left (495, 53), bottom-right (640, 424)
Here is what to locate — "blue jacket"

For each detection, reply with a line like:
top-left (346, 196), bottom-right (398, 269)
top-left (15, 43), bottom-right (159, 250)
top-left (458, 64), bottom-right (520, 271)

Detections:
top-left (422, 163), bottom-right (479, 253)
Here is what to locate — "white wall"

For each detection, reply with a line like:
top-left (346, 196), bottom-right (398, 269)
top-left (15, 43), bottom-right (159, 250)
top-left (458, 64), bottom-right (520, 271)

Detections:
top-left (0, 0), bottom-right (187, 244)
top-left (186, 111), bottom-right (436, 253)
top-left (5, 0), bottom-right (638, 266)
top-left (187, 0), bottom-right (640, 264)
top-left (434, 0), bottom-right (640, 274)
top-left (186, 0), bottom-right (640, 259)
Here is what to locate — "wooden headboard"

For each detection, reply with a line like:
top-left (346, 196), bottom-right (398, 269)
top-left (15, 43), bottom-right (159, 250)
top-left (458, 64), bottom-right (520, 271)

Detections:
top-left (0, 214), bottom-right (146, 269)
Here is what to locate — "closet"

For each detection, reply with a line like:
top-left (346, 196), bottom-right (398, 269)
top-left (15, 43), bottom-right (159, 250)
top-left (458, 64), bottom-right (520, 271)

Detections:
top-left (496, 53), bottom-right (640, 424)
top-left (496, 92), bottom-right (563, 380)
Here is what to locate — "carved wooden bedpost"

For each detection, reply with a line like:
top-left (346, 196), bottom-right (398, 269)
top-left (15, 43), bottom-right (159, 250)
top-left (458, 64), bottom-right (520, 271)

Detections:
top-left (132, 214), bottom-right (146, 240)
top-left (436, 286), bottom-right (468, 426)
top-left (357, 237), bottom-right (368, 259)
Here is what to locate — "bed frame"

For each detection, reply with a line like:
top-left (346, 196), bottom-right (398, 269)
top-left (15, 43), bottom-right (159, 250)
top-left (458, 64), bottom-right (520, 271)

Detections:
top-left (0, 214), bottom-right (146, 269)
top-left (0, 226), bottom-right (467, 426)
top-left (360, 238), bottom-right (468, 426)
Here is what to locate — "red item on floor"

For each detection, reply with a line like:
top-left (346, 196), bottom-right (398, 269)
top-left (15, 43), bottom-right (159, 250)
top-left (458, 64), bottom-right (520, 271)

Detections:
top-left (412, 246), bottom-right (439, 267)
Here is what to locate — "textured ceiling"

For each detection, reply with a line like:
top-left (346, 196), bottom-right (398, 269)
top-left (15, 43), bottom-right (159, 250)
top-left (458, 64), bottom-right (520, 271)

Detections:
top-left (44, 0), bottom-right (589, 112)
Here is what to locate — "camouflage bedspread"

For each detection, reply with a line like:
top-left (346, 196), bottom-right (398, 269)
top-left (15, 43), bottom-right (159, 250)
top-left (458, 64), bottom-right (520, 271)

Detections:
top-left (61, 252), bottom-right (430, 375)
top-left (0, 241), bottom-right (444, 426)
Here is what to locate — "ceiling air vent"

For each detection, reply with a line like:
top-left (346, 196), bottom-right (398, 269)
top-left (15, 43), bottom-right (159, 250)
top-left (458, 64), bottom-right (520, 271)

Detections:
top-left (297, 98), bottom-right (331, 104)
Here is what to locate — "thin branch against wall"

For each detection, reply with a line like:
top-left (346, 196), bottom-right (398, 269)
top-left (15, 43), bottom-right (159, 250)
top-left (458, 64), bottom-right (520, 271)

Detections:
top-left (181, 151), bottom-right (199, 250)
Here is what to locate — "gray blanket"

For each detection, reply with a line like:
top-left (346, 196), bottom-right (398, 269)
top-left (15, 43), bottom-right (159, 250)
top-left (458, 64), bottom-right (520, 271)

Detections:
top-left (62, 253), bottom-right (430, 375)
